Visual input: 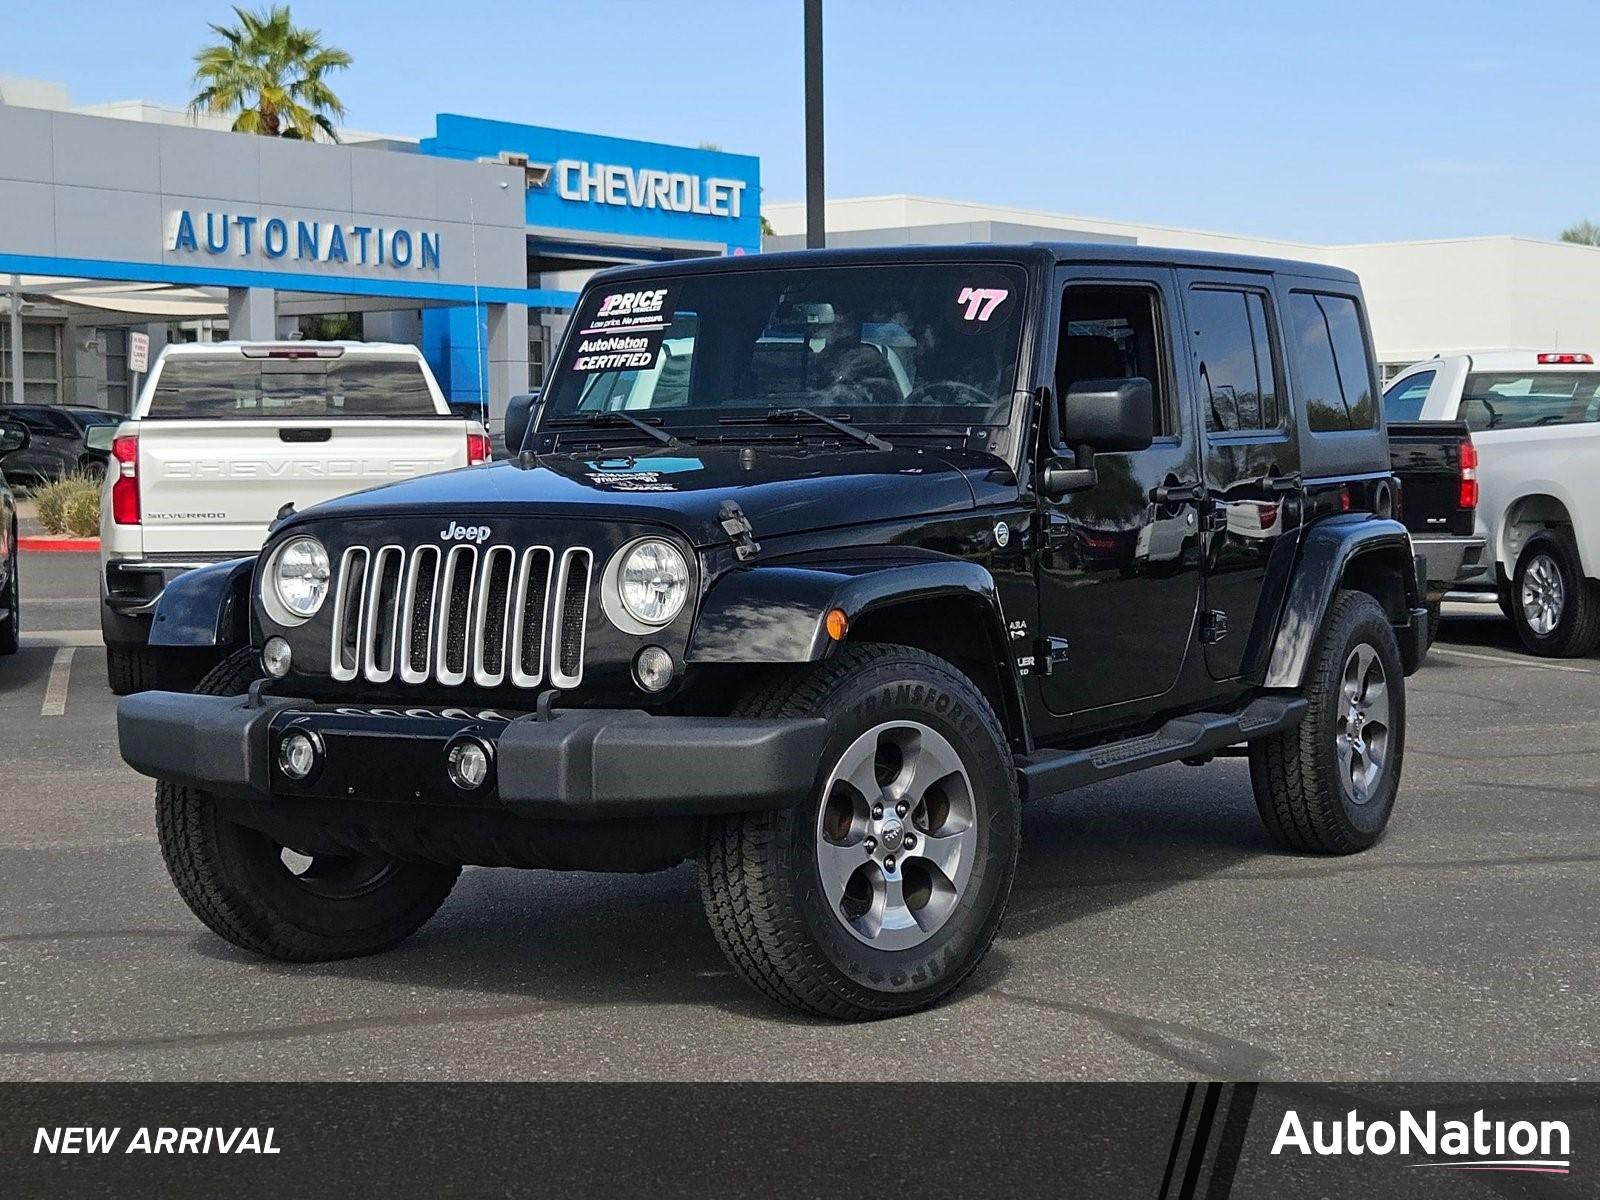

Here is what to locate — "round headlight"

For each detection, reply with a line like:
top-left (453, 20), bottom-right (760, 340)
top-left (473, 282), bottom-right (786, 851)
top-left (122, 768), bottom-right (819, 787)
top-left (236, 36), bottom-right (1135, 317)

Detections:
top-left (272, 536), bottom-right (331, 619)
top-left (618, 539), bottom-right (689, 626)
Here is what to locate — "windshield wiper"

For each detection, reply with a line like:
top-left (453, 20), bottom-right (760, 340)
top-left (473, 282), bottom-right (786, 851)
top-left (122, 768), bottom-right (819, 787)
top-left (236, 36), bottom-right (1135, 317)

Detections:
top-left (548, 411), bottom-right (681, 447)
top-left (724, 408), bottom-right (891, 450)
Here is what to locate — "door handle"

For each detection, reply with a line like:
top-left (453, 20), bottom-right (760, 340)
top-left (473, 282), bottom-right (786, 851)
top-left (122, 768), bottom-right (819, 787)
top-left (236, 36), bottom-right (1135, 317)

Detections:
top-left (1267, 473), bottom-right (1303, 494)
top-left (1151, 482), bottom-right (1205, 505)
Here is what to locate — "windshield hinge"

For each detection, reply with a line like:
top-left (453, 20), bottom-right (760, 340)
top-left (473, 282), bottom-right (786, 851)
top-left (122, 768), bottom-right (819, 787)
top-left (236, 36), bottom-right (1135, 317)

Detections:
top-left (717, 500), bottom-right (761, 562)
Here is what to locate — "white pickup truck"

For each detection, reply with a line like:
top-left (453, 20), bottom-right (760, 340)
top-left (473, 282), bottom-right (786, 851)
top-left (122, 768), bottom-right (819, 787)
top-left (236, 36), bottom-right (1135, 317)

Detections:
top-left (100, 341), bottom-right (489, 693)
top-left (1383, 350), bottom-right (1600, 656)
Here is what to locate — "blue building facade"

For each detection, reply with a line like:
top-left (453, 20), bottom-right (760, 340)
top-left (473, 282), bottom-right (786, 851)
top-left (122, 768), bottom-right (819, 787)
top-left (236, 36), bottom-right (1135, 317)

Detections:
top-left (416, 115), bottom-right (761, 406)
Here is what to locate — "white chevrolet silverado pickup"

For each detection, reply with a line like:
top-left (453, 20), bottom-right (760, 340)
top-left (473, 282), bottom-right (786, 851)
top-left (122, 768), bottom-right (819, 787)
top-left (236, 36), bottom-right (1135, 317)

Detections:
top-left (100, 341), bottom-right (489, 693)
top-left (1383, 350), bottom-right (1600, 656)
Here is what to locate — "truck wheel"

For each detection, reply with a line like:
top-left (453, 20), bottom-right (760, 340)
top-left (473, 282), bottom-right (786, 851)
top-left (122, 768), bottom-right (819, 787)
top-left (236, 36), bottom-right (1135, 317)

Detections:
top-left (1249, 590), bottom-right (1405, 854)
top-left (106, 645), bottom-right (164, 696)
top-left (1510, 531), bottom-right (1600, 657)
top-left (1424, 600), bottom-right (1441, 648)
top-left (700, 643), bottom-right (1020, 1020)
top-left (155, 648), bottom-right (460, 961)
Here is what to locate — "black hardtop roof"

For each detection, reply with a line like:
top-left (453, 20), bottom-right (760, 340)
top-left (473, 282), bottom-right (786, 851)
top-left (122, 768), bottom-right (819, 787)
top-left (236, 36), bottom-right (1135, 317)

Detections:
top-left (591, 242), bottom-right (1361, 288)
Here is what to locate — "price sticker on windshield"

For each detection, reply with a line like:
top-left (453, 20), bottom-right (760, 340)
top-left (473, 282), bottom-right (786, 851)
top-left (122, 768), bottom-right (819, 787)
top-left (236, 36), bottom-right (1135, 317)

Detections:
top-left (572, 287), bottom-right (674, 372)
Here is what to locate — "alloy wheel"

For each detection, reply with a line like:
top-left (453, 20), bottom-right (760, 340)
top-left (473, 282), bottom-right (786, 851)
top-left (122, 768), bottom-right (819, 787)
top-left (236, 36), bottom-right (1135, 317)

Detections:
top-left (1520, 553), bottom-right (1565, 637)
top-left (1335, 644), bottom-right (1390, 806)
top-left (814, 720), bottom-right (978, 951)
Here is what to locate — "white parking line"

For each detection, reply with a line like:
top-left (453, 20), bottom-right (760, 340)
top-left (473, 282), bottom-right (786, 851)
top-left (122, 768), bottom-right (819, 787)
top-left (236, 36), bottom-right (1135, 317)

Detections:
top-left (1430, 646), bottom-right (1595, 674)
top-left (41, 647), bottom-right (75, 717)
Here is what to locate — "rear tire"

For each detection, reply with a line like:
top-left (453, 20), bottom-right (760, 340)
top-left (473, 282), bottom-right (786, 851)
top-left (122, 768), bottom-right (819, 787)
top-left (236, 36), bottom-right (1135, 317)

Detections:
top-left (1509, 531), bottom-right (1600, 658)
top-left (1424, 600), bottom-right (1441, 648)
top-left (1249, 590), bottom-right (1405, 854)
top-left (156, 648), bottom-right (460, 961)
top-left (106, 645), bottom-right (163, 695)
top-left (700, 643), bottom-right (1020, 1020)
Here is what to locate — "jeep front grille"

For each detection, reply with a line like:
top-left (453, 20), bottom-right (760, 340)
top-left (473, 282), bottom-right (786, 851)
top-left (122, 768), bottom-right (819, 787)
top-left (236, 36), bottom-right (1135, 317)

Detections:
top-left (329, 542), bottom-right (591, 689)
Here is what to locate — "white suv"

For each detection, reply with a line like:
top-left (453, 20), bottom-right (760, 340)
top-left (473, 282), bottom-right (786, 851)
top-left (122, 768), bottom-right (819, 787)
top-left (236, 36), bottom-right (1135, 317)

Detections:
top-left (1383, 350), bottom-right (1600, 655)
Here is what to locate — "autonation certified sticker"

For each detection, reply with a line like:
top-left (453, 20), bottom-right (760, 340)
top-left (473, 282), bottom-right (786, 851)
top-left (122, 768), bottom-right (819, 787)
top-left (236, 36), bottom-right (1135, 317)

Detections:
top-left (571, 288), bottom-right (673, 372)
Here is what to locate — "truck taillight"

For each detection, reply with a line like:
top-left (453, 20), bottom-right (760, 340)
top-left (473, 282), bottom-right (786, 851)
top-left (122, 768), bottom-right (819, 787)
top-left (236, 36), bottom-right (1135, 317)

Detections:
top-left (111, 432), bottom-right (140, 525)
top-left (1536, 352), bottom-right (1593, 364)
top-left (466, 431), bottom-right (491, 465)
top-left (1458, 438), bottom-right (1478, 510)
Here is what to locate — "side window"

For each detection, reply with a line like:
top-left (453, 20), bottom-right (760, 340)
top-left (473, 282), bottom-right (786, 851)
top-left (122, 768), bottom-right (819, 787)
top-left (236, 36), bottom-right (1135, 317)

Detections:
top-left (1290, 292), bottom-right (1378, 432)
top-left (1382, 370), bottom-right (1435, 423)
top-left (1189, 287), bottom-right (1281, 433)
top-left (1059, 284), bottom-right (1173, 436)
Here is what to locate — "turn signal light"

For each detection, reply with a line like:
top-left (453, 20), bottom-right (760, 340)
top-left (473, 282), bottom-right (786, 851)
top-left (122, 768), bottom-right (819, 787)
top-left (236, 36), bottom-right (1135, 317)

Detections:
top-left (111, 432), bottom-right (140, 525)
top-left (1536, 352), bottom-right (1593, 364)
top-left (466, 430), bottom-right (492, 465)
top-left (1458, 439), bottom-right (1479, 510)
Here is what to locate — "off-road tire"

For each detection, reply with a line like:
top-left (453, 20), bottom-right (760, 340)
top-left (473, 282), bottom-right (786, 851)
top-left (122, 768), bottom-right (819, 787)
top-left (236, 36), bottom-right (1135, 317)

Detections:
top-left (1509, 530), bottom-right (1600, 658)
top-left (700, 643), bottom-right (1020, 1020)
top-left (106, 645), bottom-right (164, 695)
top-left (0, 524), bottom-right (18, 655)
top-left (1249, 590), bottom-right (1405, 854)
top-left (156, 648), bottom-right (460, 961)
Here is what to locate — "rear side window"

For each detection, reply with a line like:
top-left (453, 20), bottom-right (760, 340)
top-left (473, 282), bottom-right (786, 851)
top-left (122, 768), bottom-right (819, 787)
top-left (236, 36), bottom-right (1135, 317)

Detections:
top-left (1289, 293), bottom-right (1378, 432)
top-left (1382, 370), bottom-right (1435, 422)
top-left (1188, 287), bottom-right (1280, 433)
top-left (148, 358), bottom-right (438, 419)
top-left (1457, 372), bottom-right (1600, 430)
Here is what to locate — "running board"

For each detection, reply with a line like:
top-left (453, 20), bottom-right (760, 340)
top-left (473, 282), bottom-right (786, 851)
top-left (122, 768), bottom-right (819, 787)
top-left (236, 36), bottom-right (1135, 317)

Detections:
top-left (1014, 696), bottom-right (1307, 802)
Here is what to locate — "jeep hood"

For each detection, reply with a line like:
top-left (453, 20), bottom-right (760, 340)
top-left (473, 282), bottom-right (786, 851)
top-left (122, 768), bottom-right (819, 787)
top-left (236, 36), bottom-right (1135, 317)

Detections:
top-left (293, 443), bottom-right (989, 545)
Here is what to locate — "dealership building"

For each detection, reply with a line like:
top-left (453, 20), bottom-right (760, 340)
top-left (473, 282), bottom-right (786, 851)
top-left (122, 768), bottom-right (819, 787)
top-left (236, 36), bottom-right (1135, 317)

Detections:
top-left (766, 195), bottom-right (1600, 382)
top-left (0, 76), bottom-right (759, 420)
top-left (6, 70), bottom-right (1600, 420)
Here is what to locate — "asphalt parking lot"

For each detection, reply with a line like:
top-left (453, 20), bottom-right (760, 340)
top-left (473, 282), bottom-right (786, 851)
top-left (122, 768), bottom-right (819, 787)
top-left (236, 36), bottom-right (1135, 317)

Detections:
top-left (1, 548), bottom-right (1596, 1082)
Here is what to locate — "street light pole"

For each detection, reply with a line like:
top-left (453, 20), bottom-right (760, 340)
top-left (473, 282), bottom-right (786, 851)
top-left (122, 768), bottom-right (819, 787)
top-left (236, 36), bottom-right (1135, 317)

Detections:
top-left (804, 0), bottom-right (825, 248)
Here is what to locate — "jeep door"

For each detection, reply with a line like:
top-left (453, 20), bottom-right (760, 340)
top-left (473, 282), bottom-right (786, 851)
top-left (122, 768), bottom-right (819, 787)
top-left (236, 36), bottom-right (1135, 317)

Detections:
top-left (1178, 269), bottom-right (1303, 680)
top-left (1036, 267), bottom-right (1204, 719)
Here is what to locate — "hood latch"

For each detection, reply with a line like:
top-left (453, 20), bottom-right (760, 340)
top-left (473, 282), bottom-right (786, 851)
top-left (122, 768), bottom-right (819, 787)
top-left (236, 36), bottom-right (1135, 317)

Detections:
top-left (717, 500), bottom-right (761, 562)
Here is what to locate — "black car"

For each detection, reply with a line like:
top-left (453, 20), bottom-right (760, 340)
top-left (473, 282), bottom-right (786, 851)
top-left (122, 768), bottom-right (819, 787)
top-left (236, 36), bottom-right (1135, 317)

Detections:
top-left (0, 415), bottom-right (26, 655)
top-left (118, 245), bottom-right (1426, 1019)
top-left (0, 404), bottom-right (121, 482)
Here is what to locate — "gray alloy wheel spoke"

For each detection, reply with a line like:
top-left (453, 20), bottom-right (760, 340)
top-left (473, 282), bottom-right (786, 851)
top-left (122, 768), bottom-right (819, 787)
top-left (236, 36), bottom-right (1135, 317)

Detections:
top-left (1336, 642), bottom-right (1389, 807)
top-left (1521, 554), bottom-right (1564, 636)
top-left (816, 719), bottom-right (979, 952)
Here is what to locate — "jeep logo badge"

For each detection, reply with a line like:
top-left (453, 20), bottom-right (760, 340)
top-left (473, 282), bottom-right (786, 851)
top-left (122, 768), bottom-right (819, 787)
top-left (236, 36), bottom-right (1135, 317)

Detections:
top-left (440, 521), bottom-right (492, 544)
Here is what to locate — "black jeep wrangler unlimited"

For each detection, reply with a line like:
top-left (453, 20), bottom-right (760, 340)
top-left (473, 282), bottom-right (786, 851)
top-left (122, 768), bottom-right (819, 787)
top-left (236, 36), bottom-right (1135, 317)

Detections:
top-left (119, 245), bottom-right (1426, 1020)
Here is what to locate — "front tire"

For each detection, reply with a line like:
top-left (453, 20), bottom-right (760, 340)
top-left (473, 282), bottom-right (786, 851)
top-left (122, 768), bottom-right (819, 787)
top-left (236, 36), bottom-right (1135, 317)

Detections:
top-left (156, 648), bottom-right (460, 961)
top-left (1510, 531), bottom-right (1600, 657)
top-left (1249, 590), bottom-right (1405, 854)
top-left (700, 644), bottom-right (1020, 1020)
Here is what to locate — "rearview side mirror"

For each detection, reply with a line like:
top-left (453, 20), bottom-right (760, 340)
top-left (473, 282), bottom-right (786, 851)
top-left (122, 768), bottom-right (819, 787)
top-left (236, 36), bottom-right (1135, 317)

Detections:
top-left (1062, 377), bottom-right (1155, 453)
top-left (0, 418), bottom-right (31, 456)
top-left (504, 391), bottom-right (541, 455)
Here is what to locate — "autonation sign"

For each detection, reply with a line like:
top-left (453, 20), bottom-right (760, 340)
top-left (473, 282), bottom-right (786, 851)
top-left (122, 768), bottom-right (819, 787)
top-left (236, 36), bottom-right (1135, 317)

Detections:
top-left (167, 210), bottom-right (442, 270)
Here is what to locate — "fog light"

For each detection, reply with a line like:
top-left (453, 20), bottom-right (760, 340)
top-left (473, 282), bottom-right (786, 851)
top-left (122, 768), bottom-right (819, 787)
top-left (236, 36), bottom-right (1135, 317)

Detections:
top-left (633, 645), bottom-right (674, 693)
top-left (277, 729), bottom-right (320, 781)
top-left (446, 738), bottom-right (491, 791)
top-left (262, 636), bottom-right (292, 678)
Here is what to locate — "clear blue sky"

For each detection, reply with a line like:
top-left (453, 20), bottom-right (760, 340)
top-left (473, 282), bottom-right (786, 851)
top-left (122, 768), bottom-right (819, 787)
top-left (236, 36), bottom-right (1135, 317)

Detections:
top-left (5, 0), bottom-right (1598, 244)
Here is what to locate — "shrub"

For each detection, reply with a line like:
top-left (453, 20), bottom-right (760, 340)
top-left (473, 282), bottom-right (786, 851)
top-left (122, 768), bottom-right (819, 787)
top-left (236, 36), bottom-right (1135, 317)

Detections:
top-left (33, 473), bottom-right (103, 538)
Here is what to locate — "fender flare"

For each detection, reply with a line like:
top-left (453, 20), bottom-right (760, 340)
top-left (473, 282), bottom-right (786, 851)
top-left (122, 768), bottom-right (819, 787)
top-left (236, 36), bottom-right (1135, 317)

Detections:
top-left (688, 554), bottom-right (1026, 742)
top-left (1263, 515), bottom-right (1425, 688)
top-left (147, 557), bottom-right (256, 649)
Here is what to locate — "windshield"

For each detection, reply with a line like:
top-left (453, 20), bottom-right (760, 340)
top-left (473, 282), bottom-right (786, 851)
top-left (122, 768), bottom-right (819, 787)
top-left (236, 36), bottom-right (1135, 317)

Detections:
top-left (148, 357), bottom-right (439, 419)
top-left (1458, 371), bottom-right (1600, 431)
top-left (543, 263), bottom-right (1029, 432)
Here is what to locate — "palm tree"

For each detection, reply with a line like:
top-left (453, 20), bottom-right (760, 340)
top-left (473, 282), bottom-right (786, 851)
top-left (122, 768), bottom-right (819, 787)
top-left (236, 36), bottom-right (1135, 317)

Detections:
top-left (1559, 219), bottom-right (1600, 246)
top-left (190, 5), bottom-right (352, 142)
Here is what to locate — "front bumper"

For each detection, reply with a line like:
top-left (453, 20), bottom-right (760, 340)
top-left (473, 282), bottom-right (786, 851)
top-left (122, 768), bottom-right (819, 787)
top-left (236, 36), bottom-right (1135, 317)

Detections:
top-left (117, 690), bottom-right (827, 821)
top-left (1410, 534), bottom-right (1487, 598)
